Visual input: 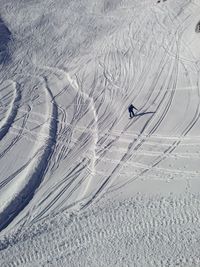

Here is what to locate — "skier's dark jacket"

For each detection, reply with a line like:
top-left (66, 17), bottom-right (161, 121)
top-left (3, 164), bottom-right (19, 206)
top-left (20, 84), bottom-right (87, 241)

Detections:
top-left (128, 104), bottom-right (137, 112)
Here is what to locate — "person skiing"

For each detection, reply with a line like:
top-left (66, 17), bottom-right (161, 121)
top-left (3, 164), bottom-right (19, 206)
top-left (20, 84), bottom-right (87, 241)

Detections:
top-left (128, 104), bottom-right (138, 118)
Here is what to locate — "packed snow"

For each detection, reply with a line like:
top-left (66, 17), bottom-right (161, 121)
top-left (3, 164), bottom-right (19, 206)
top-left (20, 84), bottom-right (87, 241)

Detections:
top-left (0, 0), bottom-right (200, 266)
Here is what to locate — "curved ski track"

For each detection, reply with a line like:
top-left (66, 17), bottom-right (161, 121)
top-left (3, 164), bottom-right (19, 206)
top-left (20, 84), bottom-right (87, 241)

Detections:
top-left (0, 76), bottom-right (58, 231)
top-left (81, 0), bottom-right (200, 207)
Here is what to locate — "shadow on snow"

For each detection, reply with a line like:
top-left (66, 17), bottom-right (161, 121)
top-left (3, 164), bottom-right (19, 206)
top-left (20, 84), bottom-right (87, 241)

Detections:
top-left (0, 18), bottom-right (12, 65)
top-left (134, 111), bottom-right (155, 117)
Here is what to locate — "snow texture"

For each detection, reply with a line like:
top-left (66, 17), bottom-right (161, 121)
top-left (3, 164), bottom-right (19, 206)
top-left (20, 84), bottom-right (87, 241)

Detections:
top-left (0, 0), bottom-right (200, 265)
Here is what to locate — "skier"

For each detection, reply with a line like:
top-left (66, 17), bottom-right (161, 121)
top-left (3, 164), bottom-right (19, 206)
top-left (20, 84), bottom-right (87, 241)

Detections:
top-left (128, 104), bottom-right (138, 118)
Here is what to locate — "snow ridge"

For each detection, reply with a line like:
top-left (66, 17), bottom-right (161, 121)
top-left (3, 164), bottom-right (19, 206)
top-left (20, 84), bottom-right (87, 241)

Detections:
top-left (0, 77), bottom-right (58, 231)
top-left (0, 80), bottom-right (21, 141)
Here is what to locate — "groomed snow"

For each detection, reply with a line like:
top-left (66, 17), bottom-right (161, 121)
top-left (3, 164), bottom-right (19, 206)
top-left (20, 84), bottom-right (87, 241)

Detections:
top-left (0, 0), bottom-right (200, 266)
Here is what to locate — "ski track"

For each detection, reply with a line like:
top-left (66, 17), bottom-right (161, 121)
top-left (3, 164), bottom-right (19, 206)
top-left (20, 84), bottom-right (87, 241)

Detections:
top-left (18, 0), bottom-right (199, 222)
top-left (0, 76), bottom-right (58, 231)
top-left (81, 1), bottom-right (200, 207)
top-left (0, 81), bottom-right (21, 141)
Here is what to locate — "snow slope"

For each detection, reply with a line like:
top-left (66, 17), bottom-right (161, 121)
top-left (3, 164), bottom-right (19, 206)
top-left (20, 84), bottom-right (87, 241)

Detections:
top-left (0, 0), bottom-right (200, 265)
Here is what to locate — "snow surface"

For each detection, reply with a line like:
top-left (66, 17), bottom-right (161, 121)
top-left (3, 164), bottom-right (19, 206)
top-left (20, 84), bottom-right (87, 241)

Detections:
top-left (0, 0), bottom-right (200, 266)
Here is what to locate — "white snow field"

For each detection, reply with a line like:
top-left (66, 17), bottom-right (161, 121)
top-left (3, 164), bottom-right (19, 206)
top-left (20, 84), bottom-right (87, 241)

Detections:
top-left (0, 0), bottom-right (200, 266)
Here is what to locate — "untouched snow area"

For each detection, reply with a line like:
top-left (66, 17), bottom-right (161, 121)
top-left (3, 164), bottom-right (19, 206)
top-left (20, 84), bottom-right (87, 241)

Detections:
top-left (0, 0), bottom-right (200, 266)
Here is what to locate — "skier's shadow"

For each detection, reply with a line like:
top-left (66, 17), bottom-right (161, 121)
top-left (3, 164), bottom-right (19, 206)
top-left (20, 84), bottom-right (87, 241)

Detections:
top-left (134, 111), bottom-right (155, 117)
